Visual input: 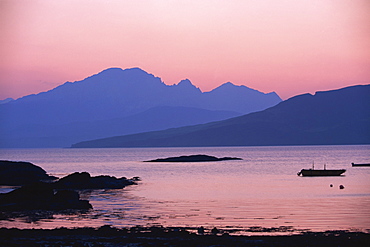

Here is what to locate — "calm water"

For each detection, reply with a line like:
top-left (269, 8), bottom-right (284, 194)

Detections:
top-left (1, 145), bottom-right (370, 233)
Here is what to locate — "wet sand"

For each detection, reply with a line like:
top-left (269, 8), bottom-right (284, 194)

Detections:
top-left (0, 226), bottom-right (369, 247)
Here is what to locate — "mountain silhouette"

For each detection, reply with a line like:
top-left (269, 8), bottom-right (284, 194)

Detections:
top-left (0, 68), bottom-right (281, 147)
top-left (71, 84), bottom-right (370, 148)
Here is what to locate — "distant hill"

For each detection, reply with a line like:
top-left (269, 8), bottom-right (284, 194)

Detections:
top-left (71, 84), bottom-right (370, 148)
top-left (0, 68), bottom-right (281, 148)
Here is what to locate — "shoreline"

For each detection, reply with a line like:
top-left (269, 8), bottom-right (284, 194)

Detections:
top-left (0, 226), bottom-right (369, 246)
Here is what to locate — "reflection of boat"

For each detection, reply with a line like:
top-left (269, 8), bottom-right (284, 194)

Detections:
top-left (352, 163), bottom-right (370, 167)
top-left (297, 163), bottom-right (346, 176)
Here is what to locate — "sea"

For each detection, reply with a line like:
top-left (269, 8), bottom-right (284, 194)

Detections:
top-left (1, 145), bottom-right (370, 234)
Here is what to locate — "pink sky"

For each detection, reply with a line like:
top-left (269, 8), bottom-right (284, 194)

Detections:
top-left (1, 0), bottom-right (369, 100)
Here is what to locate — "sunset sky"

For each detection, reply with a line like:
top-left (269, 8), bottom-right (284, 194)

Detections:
top-left (1, 0), bottom-right (369, 100)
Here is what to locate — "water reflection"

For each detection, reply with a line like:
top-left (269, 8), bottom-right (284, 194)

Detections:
top-left (0, 209), bottom-right (90, 224)
top-left (0, 188), bottom-right (134, 226)
top-left (1, 146), bottom-right (369, 233)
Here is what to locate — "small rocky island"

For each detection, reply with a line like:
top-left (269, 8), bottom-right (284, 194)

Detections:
top-left (145, 154), bottom-right (242, 162)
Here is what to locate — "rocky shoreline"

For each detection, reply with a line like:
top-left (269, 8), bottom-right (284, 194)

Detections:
top-left (0, 226), bottom-right (369, 247)
top-left (0, 160), bottom-right (139, 213)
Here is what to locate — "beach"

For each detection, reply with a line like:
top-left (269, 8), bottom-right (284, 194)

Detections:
top-left (1, 226), bottom-right (369, 247)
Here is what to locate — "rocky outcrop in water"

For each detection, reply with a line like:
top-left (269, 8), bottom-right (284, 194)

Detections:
top-left (0, 161), bottom-right (140, 212)
top-left (0, 160), bottom-right (138, 189)
top-left (54, 172), bottom-right (139, 190)
top-left (145, 154), bottom-right (242, 162)
top-left (0, 160), bottom-right (58, 186)
top-left (0, 182), bottom-right (92, 211)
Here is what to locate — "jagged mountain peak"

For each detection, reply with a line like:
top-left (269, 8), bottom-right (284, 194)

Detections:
top-left (174, 79), bottom-right (202, 93)
top-left (211, 82), bottom-right (261, 94)
top-left (220, 81), bottom-right (236, 87)
top-left (177, 79), bottom-right (193, 86)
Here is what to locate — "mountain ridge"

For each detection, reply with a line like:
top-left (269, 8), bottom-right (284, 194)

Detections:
top-left (71, 84), bottom-right (370, 148)
top-left (0, 67), bottom-right (281, 148)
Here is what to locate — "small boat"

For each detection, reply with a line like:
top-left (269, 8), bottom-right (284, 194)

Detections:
top-left (351, 163), bottom-right (370, 167)
top-left (297, 163), bottom-right (346, 176)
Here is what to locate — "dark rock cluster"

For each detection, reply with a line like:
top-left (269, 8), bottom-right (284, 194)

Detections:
top-left (0, 160), bottom-right (57, 186)
top-left (54, 172), bottom-right (139, 190)
top-left (0, 182), bottom-right (91, 211)
top-left (0, 160), bottom-right (139, 212)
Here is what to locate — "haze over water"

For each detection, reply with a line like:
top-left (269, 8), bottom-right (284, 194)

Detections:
top-left (1, 145), bottom-right (369, 234)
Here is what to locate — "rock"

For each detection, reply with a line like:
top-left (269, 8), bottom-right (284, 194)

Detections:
top-left (0, 160), bottom-right (58, 186)
top-left (0, 165), bottom-right (138, 213)
top-left (145, 154), bottom-right (242, 162)
top-left (54, 172), bottom-right (137, 189)
top-left (53, 172), bottom-right (91, 189)
top-left (131, 176), bottom-right (141, 181)
top-left (52, 190), bottom-right (92, 210)
top-left (211, 227), bottom-right (220, 235)
top-left (91, 175), bottom-right (136, 189)
top-left (0, 182), bottom-right (92, 211)
top-left (54, 189), bottom-right (80, 203)
top-left (0, 182), bottom-right (54, 211)
top-left (197, 226), bottom-right (205, 235)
